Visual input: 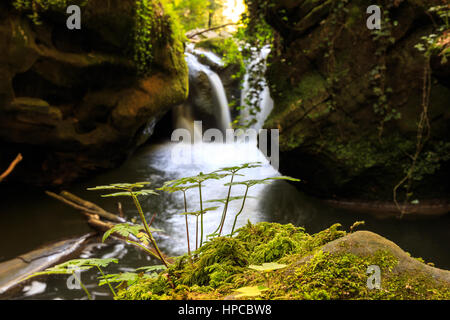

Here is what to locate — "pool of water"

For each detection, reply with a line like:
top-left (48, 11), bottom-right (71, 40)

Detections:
top-left (1, 141), bottom-right (449, 299)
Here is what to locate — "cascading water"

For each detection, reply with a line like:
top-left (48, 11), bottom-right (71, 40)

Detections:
top-left (180, 43), bottom-right (274, 135)
top-left (240, 45), bottom-right (274, 130)
top-left (184, 46), bottom-right (232, 133)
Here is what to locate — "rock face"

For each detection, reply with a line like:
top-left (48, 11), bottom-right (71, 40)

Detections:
top-left (0, 1), bottom-right (188, 186)
top-left (257, 0), bottom-right (450, 201)
top-left (294, 230), bottom-right (450, 285)
top-left (329, 231), bottom-right (449, 283)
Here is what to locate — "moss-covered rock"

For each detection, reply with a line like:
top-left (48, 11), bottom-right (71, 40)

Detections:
top-left (115, 222), bottom-right (449, 300)
top-left (0, 0), bottom-right (188, 186)
top-left (251, 0), bottom-right (450, 202)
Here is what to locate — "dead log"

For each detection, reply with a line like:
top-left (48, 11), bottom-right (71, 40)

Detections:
top-left (0, 233), bottom-right (97, 298)
top-left (46, 190), bottom-right (172, 263)
top-left (45, 191), bottom-right (125, 223)
top-left (186, 23), bottom-right (237, 39)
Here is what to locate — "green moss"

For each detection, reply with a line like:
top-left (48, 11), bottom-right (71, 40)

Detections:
top-left (196, 37), bottom-right (246, 78)
top-left (116, 221), bottom-right (449, 300)
top-left (12, 0), bottom-right (87, 25)
top-left (267, 69), bottom-right (327, 122)
top-left (133, 0), bottom-right (156, 75)
top-left (13, 0), bottom-right (186, 77)
top-left (168, 237), bottom-right (249, 288)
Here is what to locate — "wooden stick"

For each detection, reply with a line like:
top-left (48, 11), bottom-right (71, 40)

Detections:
top-left (117, 202), bottom-right (124, 218)
top-left (46, 191), bottom-right (172, 263)
top-left (61, 191), bottom-right (125, 223)
top-left (61, 191), bottom-right (107, 214)
top-left (46, 191), bottom-right (125, 223)
top-left (148, 213), bottom-right (156, 227)
top-left (45, 191), bottom-right (103, 215)
top-left (187, 23), bottom-right (238, 39)
top-left (0, 154), bottom-right (23, 182)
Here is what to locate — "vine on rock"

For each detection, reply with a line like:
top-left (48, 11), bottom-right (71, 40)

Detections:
top-left (393, 4), bottom-right (450, 217)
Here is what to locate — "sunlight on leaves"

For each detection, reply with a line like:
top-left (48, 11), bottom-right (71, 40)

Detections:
top-left (233, 285), bottom-right (268, 298)
top-left (102, 223), bottom-right (162, 243)
top-left (248, 262), bottom-right (287, 272)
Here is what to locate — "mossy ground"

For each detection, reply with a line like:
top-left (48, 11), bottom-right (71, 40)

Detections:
top-left (116, 222), bottom-right (449, 300)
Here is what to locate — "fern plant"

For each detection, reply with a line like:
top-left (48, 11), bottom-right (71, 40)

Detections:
top-left (21, 258), bottom-right (119, 300)
top-left (87, 182), bottom-right (169, 267)
top-left (158, 172), bottom-right (227, 249)
top-left (224, 176), bottom-right (301, 235)
top-left (21, 165), bottom-right (300, 299)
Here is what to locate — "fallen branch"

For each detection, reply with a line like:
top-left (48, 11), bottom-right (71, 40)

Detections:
top-left (45, 191), bottom-right (125, 223)
top-left (0, 233), bottom-right (96, 298)
top-left (0, 153), bottom-right (23, 183)
top-left (187, 23), bottom-right (238, 39)
top-left (46, 190), bottom-right (172, 262)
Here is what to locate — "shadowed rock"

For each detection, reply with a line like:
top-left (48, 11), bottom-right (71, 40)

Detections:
top-left (0, 0), bottom-right (188, 186)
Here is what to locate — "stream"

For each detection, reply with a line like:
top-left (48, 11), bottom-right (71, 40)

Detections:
top-left (1, 140), bottom-right (449, 299)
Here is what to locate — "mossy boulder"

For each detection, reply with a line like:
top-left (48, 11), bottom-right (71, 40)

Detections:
top-left (254, 0), bottom-right (450, 201)
top-left (0, 0), bottom-right (188, 186)
top-left (115, 222), bottom-right (449, 300)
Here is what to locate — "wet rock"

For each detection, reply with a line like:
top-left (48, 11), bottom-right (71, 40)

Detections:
top-left (0, 1), bottom-right (188, 186)
top-left (320, 231), bottom-right (449, 284)
top-left (256, 0), bottom-right (450, 201)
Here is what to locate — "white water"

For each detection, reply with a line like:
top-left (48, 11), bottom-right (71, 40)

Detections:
top-left (160, 45), bottom-right (282, 252)
top-left (240, 45), bottom-right (274, 130)
top-left (148, 142), bottom-right (280, 254)
top-left (185, 51), bottom-right (232, 132)
top-left (186, 43), bottom-right (225, 68)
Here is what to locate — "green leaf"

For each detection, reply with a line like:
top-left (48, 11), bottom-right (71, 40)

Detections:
top-left (224, 179), bottom-right (271, 188)
top-left (248, 262), bottom-right (287, 272)
top-left (87, 182), bottom-right (152, 192)
top-left (98, 272), bottom-right (155, 287)
top-left (61, 258), bottom-right (119, 269)
top-left (205, 196), bottom-right (256, 204)
top-left (102, 223), bottom-right (162, 243)
top-left (161, 172), bottom-right (228, 189)
top-left (179, 207), bottom-right (220, 216)
top-left (214, 162), bottom-right (263, 174)
top-left (135, 265), bottom-right (167, 273)
top-left (158, 183), bottom-right (197, 193)
top-left (225, 176), bottom-right (300, 188)
top-left (24, 258), bottom-right (119, 281)
top-left (101, 189), bottom-right (159, 198)
top-left (233, 286), bottom-right (268, 298)
top-left (87, 185), bottom-right (119, 191)
top-left (266, 176), bottom-right (301, 182)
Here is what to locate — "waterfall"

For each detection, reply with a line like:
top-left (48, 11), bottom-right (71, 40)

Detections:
top-left (184, 48), bottom-right (232, 133)
top-left (186, 43), bottom-right (225, 68)
top-left (176, 44), bottom-right (274, 137)
top-left (240, 45), bottom-right (274, 130)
